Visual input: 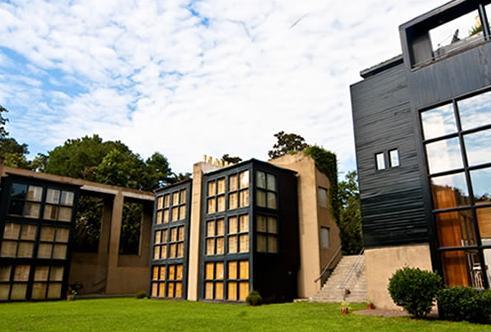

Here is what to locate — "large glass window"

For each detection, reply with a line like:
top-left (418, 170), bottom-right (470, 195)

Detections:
top-left (8, 184), bottom-right (43, 219)
top-left (256, 215), bottom-right (279, 253)
top-left (204, 262), bottom-right (224, 300)
top-left (425, 138), bottom-right (463, 174)
top-left (470, 168), bottom-right (491, 204)
top-left (227, 215), bottom-right (249, 254)
top-left (431, 172), bottom-right (470, 210)
top-left (458, 91), bottom-right (491, 131)
top-left (44, 189), bottom-right (74, 222)
top-left (205, 219), bottom-right (225, 256)
top-left (421, 104), bottom-right (457, 140)
top-left (0, 223), bottom-right (36, 258)
top-left (227, 171), bottom-right (250, 210)
top-left (435, 210), bottom-right (477, 247)
top-left (464, 130), bottom-right (491, 167)
top-left (226, 261), bottom-right (249, 301)
top-left (151, 264), bottom-right (184, 299)
top-left (318, 187), bottom-right (329, 208)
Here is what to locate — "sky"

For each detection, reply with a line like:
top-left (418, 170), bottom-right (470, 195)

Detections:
top-left (0, 0), bottom-right (445, 176)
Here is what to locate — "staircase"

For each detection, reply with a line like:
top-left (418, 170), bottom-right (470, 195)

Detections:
top-left (310, 255), bottom-right (367, 303)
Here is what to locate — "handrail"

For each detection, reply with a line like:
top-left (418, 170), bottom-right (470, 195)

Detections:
top-left (337, 248), bottom-right (365, 291)
top-left (314, 245), bottom-right (342, 283)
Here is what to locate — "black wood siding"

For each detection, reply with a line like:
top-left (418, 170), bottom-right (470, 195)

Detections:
top-left (351, 63), bottom-right (429, 248)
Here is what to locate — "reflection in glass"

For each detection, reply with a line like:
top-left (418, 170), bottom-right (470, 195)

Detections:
top-left (464, 130), bottom-right (491, 167)
top-left (458, 90), bottom-right (491, 131)
top-left (421, 104), bottom-right (457, 140)
top-left (431, 172), bottom-right (470, 209)
top-left (470, 168), bottom-right (491, 204)
top-left (477, 207), bottom-right (491, 242)
top-left (441, 250), bottom-right (484, 288)
top-left (435, 210), bottom-right (476, 247)
top-left (484, 248), bottom-right (491, 286)
top-left (425, 138), bottom-right (463, 174)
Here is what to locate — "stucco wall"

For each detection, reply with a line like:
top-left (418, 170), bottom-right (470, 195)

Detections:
top-left (365, 243), bottom-right (433, 310)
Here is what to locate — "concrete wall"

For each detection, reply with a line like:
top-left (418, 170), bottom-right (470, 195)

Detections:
top-left (365, 243), bottom-right (433, 310)
top-left (270, 153), bottom-right (341, 298)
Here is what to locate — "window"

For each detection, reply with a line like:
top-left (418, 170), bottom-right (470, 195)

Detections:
top-left (37, 226), bottom-right (69, 260)
top-left (227, 215), bottom-right (249, 254)
top-left (421, 104), bottom-right (457, 140)
top-left (425, 138), bottom-right (463, 174)
top-left (204, 262), bottom-right (224, 300)
top-left (320, 227), bottom-right (330, 249)
top-left (256, 215), bottom-right (278, 253)
top-left (205, 219), bottom-right (225, 256)
top-left (389, 149), bottom-right (400, 168)
top-left (227, 171), bottom-right (250, 210)
top-left (318, 188), bottom-right (329, 208)
top-left (470, 168), bottom-right (491, 204)
top-left (207, 178), bottom-right (226, 214)
top-left (431, 172), bottom-right (470, 210)
top-left (464, 130), bottom-right (491, 167)
top-left (226, 261), bottom-right (249, 301)
top-left (375, 153), bottom-right (386, 170)
top-left (151, 264), bottom-right (184, 299)
top-left (8, 184), bottom-right (43, 219)
top-left (119, 202), bottom-right (143, 255)
top-left (458, 91), bottom-right (491, 131)
top-left (156, 189), bottom-right (187, 224)
top-left (1, 223), bottom-right (37, 258)
top-left (31, 265), bottom-right (64, 300)
top-left (256, 171), bottom-right (277, 209)
top-left (44, 188), bottom-right (74, 222)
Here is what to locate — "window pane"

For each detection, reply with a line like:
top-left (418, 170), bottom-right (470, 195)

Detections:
top-left (34, 266), bottom-right (49, 281)
top-left (172, 192), bottom-right (179, 206)
top-left (38, 243), bottom-right (52, 259)
top-left (216, 219), bottom-right (224, 236)
top-left (208, 181), bottom-right (216, 196)
top-left (228, 193), bottom-right (238, 210)
top-left (239, 190), bottom-right (249, 207)
top-left (227, 282), bottom-right (237, 301)
top-left (23, 203), bottom-right (40, 218)
top-left (228, 217), bottom-right (238, 234)
top-left (179, 190), bottom-right (186, 204)
top-left (31, 283), bottom-right (46, 300)
top-left (0, 266), bottom-right (11, 282)
top-left (228, 261), bottom-right (237, 279)
top-left (27, 186), bottom-right (43, 202)
top-left (484, 248), bottom-right (491, 286)
top-left (47, 283), bottom-right (62, 299)
top-left (318, 188), bottom-right (328, 208)
top-left (175, 283), bottom-right (182, 298)
top-left (205, 263), bottom-right (214, 280)
top-left (163, 210), bottom-right (169, 223)
top-left (17, 242), bottom-right (33, 258)
top-left (464, 130), bottom-right (491, 167)
top-left (376, 153), bottom-right (385, 170)
top-left (441, 250), bottom-right (484, 288)
top-left (177, 243), bottom-right (184, 257)
top-left (53, 244), bottom-right (67, 259)
top-left (157, 196), bottom-right (163, 210)
top-left (229, 175), bottom-right (238, 192)
top-left (217, 178), bottom-right (226, 195)
top-left (3, 223), bottom-right (20, 240)
top-left (179, 206), bottom-right (186, 220)
top-left (56, 228), bottom-right (70, 243)
top-left (256, 190), bottom-right (266, 207)
top-left (207, 221), bottom-right (215, 237)
top-left (60, 191), bottom-right (74, 206)
top-left (205, 282), bottom-right (213, 300)
top-left (14, 265), bottom-right (30, 281)
top-left (477, 207), bottom-right (491, 242)
top-left (256, 216), bottom-right (267, 232)
top-left (228, 236), bottom-right (238, 253)
top-left (215, 263), bottom-right (224, 280)
top-left (8, 200), bottom-right (24, 216)
top-left (217, 195), bottom-right (225, 212)
top-left (257, 235), bottom-right (267, 252)
top-left (50, 267), bottom-right (64, 281)
top-left (268, 237), bottom-right (278, 253)
top-left (267, 192), bottom-right (277, 209)
top-left (1, 241), bottom-right (17, 257)
top-left (46, 189), bottom-right (60, 204)
top-left (431, 172), bottom-right (470, 209)
top-left (425, 138), bottom-right (463, 174)
top-left (436, 210), bottom-right (476, 247)
top-left (10, 183), bottom-right (27, 200)
top-left (176, 265), bottom-right (183, 280)
top-left (171, 207), bottom-right (179, 221)
top-left (216, 238), bottom-right (224, 255)
top-left (164, 194), bottom-right (170, 208)
top-left (206, 239), bottom-right (215, 255)
top-left (239, 261), bottom-right (249, 279)
top-left (20, 225), bottom-right (36, 241)
top-left (0, 284), bottom-right (9, 300)
top-left (458, 90), bottom-right (491, 131)
top-left (256, 172), bottom-right (266, 189)
top-left (239, 215), bottom-right (249, 233)
top-left (430, 10), bottom-right (483, 57)
top-left (421, 104), bottom-right (457, 140)
top-left (156, 211), bottom-right (162, 225)
top-left (389, 149), bottom-right (400, 167)
top-left (320, 227), bottom-right (330, 249)
top-left (470, 168), bottom-right (491, 204)
top-left (267, 174), bottom-right (276, 191)
top-left (58, 207), bottom-right (72, 222)
top-left (40, 227), bottom-right (56, 242)
top-left (207, 199), bottom-right (216, 214)
top-left (268, 217), bottom-right (278, 234)
top-left (239, 235), bottom-right (249, 253)
top-left (239, 171), bottom-right (249, 189)
top-left (239, 282), bottom-right (249, 301)
top-left (44, 205), bottom-right (58, 220)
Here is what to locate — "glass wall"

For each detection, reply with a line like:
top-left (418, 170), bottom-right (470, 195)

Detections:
top-left (421, 90), bottom-right (491, 288)
top-left (150, 184), bottom-right (189, 299)
top-left (0, 181), bottom-right (75, 301)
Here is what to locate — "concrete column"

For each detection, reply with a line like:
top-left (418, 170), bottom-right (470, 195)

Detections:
top-left (105, 191), bottom-right (124, 294)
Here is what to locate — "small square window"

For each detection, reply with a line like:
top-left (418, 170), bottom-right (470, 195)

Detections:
top-left (389, 149), bottom-right (400, 168)
top-left (376, 153), bottom-right (386, 170)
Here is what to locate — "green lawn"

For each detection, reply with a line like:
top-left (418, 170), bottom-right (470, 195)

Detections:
top-left (0, 298), bottom-right (489, 331)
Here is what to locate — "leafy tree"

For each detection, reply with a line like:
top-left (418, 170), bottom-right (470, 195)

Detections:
top-left (268, 131), bottom-right (309, 159)
top-left (30, 153), bottom-right (48, 172)
top-left (222, 154), bottom-right (242, 164)
top-left (144, 153), bottom-right (172, 190)
top-left (337, 171), bottom-right (363, 254)
top-left (0, 137), bottom-right (30, 169)
top-left (95, 148), bottom-right (146, 189)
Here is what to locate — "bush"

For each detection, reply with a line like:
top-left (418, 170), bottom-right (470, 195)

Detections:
top-left (437, 287), bottom-right (491, 323)
top-left (388, 267), bottom-right (442, 318)
top-left (135, 291), bottom-right (147, 299)
top-left (246, 291), bottom-right (263, 306)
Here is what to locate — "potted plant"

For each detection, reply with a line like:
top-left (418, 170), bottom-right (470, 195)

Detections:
top-left (340, 301), bottom-right (351, 315)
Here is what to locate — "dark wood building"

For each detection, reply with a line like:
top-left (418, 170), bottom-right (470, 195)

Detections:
top-left (351, 0), bottom-right (491, 309)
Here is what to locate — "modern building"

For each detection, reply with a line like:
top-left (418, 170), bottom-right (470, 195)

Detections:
top-left (150, 153), bottom-right (342, 302)
top-left (351, 0), bottom-right (491, 309)
top-left (0, 160), bottom-right (154, 302)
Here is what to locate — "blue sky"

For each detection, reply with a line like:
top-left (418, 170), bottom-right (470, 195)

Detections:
top-left (0, 0), bottom-right (444, 176)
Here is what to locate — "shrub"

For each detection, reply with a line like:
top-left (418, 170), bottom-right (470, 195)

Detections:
top-left (246, 291), bottom-right (263, 306)
top-left (388, 267), bottom-right (442, 318)
top-left (135, 291), bottom-right (147, 299)
top-left (437, 287), bottom-right (491, 323)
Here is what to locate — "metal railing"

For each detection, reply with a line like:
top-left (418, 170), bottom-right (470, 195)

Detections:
top-left (337, 248), bottom-right (365, 299)
top-left (314, 245), bottom-right (343, 286)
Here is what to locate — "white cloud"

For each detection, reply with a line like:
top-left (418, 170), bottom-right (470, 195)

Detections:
top-left (0, 0), bottom-right (445, 175)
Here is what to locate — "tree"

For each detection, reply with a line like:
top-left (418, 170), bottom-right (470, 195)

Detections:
top-left (337, 171), bottom-right (363, 254)
top-left (144, 153), bottom-right (172, 190)
top-left (268, 131), bottom-right (309, 159)
top-left (0, 137), bottom-right (30, 169)
top-left (0, 105), bottom-right (8, 138)
top-left (30, 153), bottom-right (48, 172)
top-left (95, 148), bottom-right (146, 189)
top-left (222, 154), bottom-right (242, 164)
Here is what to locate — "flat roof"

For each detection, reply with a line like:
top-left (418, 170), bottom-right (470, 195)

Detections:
top-left (359, 55), bottom-right (403, 79)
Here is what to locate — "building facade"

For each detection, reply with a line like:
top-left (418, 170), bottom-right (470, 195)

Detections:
top-left (150, 153), bottom-right (341, 303)
top-left (351, 0), bottom-right (491, 309)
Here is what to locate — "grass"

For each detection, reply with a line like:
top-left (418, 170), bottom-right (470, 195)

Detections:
top-left (0, 298), bottom-right (489, 331)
